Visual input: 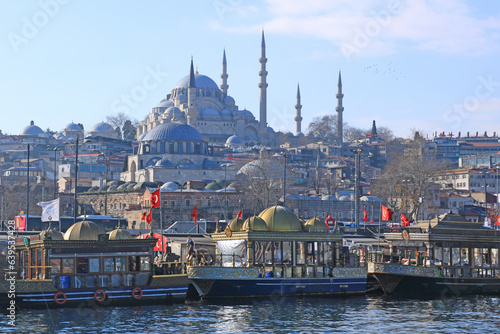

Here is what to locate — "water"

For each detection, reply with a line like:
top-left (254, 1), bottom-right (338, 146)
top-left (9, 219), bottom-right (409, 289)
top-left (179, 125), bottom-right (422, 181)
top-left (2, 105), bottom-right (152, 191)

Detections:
top-left (2, 295), bottom-right (500, 333)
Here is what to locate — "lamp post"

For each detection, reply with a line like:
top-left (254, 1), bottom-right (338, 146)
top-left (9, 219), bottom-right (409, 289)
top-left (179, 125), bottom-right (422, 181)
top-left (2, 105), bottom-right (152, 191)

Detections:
top-left (96, 151), bottom-right (109, 216)
top-left (26, 144), bottom-right (30, 225)
top-left (221, 163), bottom-right (231, 221)
top-left (73, 137), bottom-right (79, 224)
top-left (53, 148), bottom-right (60, 200)
top-left (350, 148), bottom-right (363, 230)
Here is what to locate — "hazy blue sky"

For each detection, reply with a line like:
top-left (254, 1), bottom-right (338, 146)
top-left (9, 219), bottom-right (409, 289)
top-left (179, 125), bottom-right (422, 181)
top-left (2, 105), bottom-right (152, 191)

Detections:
top-left (1, 0), bottom-right (500, 138)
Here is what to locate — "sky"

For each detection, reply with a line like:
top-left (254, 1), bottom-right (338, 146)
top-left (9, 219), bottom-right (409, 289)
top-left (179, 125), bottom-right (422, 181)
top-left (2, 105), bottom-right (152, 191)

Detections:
top-left (1, 0), bottom-right (500, 139)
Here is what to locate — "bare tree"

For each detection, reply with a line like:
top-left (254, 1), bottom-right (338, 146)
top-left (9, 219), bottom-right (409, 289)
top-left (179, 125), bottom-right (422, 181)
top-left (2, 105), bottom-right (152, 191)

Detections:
top-left (306, 115), bottom-right (337, 139)
top-left (106, 113), bottom-right (137, 140)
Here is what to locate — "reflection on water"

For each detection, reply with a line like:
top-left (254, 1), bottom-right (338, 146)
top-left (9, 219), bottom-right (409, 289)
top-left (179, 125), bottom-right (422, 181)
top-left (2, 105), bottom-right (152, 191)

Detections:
top-left (2, 295), bottom-right (500, 333)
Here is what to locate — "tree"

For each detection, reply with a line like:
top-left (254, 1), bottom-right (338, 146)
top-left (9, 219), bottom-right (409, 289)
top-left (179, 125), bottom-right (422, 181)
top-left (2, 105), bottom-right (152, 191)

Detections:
top-left (122, 120), bottom-right (137, 141)
top-left (372, 136), bottom-right (448, 221)
top-left (343, 125), bottom-right (366, 142)
top-left (306, 115), bottom-right (337, 139)
top-left (377, 127), bottom-right (394, 141)
top-left (45, 128), bottom-right (56, 136)
top-left (106, 112), bottom-right (137, 140)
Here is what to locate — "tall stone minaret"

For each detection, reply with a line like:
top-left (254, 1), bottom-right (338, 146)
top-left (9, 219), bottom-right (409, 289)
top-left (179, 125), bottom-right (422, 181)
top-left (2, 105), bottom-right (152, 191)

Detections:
top-left (221, 49), bottom-right (228, 97)
top-left (259, 30), bottom-right (268, 130)
top-left (187, 57), bottom-right (198, 125)
top-left (336, 71), bottom-right (344, 145)
top-left (294, 83), bottom-right (302, 134)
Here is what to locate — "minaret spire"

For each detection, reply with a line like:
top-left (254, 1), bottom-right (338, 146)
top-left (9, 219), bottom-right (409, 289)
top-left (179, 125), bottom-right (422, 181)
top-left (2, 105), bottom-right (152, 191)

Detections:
top-left (294, 83), bottom-right (302, 134)
top-left (221, 48), bottom-right (229, 96)
top-left (335, 70), bottom-right (344, 145)
top-left (187, 57), bottom-right (198, 125)
top-left (259, 30), bottom-right (268, 130)
top-left (189, 56), bottom-right (196, 88)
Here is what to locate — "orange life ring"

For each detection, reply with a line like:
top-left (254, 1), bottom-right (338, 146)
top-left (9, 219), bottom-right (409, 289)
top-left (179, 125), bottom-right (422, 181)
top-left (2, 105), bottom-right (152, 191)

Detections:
top-left (54, 291), bottom-right (67, 305)
top-left (94, 289), bottom-right (107, 302)
top-left (131, 287), bottom-right (143, 300)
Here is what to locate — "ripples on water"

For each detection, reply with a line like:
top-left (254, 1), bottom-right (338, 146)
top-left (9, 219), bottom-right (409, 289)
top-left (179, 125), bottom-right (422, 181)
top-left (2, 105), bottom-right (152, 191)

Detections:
top-left (2, 295), bottom-right (500, 333)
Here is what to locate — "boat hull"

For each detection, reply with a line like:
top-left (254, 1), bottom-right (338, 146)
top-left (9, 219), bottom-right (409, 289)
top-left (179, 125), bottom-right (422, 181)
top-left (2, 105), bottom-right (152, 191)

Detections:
top-left (188, 266), bottom-right (367, 299)
top-left (0, 275), bottom-right (189, 309)
top-left (368, 263), bottom-right (500, 296)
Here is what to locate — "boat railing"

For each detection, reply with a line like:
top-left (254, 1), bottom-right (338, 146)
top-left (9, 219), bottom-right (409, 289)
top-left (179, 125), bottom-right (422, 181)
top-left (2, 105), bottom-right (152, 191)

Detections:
top-left (154, 261), bottom-right (187, 275)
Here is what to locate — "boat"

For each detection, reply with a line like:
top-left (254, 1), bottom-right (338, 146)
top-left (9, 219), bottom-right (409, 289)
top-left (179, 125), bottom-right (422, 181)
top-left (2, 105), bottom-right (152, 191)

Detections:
top-left (187, 206), bottom-right (367, 299)
top-left (0, 220), bottom-right (189, 308)
top-left (368, 213), bottom-right (500, 296)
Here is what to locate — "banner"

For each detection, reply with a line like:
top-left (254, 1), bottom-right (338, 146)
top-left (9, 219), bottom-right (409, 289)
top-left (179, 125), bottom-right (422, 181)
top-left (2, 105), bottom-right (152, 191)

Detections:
top-left (37, 198), bottom-right (60, 222)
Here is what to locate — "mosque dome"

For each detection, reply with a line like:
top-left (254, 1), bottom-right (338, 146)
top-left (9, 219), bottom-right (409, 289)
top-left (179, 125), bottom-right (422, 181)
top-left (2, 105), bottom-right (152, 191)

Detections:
top-left (220, 109), bottom-right (232, 120)
top-left (322, 195), bottom-right (337, 201)
top-left (138, 132), bottom-right (148, 140)
top-left (224, 95), bottom-right (235, 105)
top-left (164, 106), bottom-right (183, 117)
top-left (64, 123), bottom-right (82, 131)
top-left (54, 133), bottom-right (68, 141)
top-left (155, 99), bottom-right (174, 109)
top-left (108, 228), bottom-right (132, 240)
top-left (142, 122), bottom-right (204, 142)
top-left (174, 74), bottom-right (220, 91)
top-left (304, 217), bottom-right (328, 231)
top-left (205, 181), bottom-right (222, 190)
top-left (225, 134), bottom-right (244, 147)
top-left (90, 122), bottom-right (114, 133)
top-left (339, 195), bottom-right (350, 201)
top-left (20, 121), bottom-right (45, 137)
top-left (228, 217), bottom-right (244, 232)
top-left (200, 108), bottom-right (220, 118)
top-left (64, 221), bottom-right (105, 241)
top-left (161, 181), bottom-right (180, 191)
top-left (297, 132), bottom-right (305, 137)
top-left (258, 206), bottom-right (303, 232)
top-left (155, 158), bottom-right (174, 168)
top-left (242, 216), bottom-right (268, 231)
top-left (39, 227), bottom-right (64, 240)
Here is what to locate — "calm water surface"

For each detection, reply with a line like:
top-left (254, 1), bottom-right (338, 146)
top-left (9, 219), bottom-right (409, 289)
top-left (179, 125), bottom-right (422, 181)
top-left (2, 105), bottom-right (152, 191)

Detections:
top-left (2, 295), bottom-right (500, 333)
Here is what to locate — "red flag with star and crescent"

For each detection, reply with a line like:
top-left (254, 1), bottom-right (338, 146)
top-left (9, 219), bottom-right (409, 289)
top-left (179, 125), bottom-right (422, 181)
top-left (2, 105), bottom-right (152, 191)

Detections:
top-left (191, 205), bottom-right (197, 223)
top-left (363, 207), bottom-right (368, 222)
top-left (496, 215), bottom-right (500, 226)
top-left (146, 209), bottom-right (152, 224)
top-left (141, 211), bottom-right (147, 221)
top-left (382, 205), bottom-right (394, 221)
top-left (325, 214), bottom-right (335, 228)
top-left (401, 213), bottom-right (410, 227)
top-left (237, 209), bottom-right (243, 218)
top-left (150, 189), bottom-right (160, 208)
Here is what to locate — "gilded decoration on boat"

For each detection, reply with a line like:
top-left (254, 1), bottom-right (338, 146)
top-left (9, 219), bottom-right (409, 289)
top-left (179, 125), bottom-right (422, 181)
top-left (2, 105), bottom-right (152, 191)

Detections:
top-left (187, 266), bottom-right (260, 279)
top-left (368, 263), bottom-right (440, 278)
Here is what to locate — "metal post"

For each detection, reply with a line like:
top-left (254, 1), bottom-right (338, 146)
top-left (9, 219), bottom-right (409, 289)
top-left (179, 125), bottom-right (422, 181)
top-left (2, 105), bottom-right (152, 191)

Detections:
top-left (53, 148), bottom-right (59, 200)
top-left (224, 164), bottom-right (227, 221)
top-left (283, 153), bottom-right (287, 208)
top-left (26, 144), bottom-right (30, 226)
top-left (104, 153), bottom-right (108, 216)
top-left (73, 137), bottom-right (79, 224)
top-left (351, 148), bottom-right (362, 231)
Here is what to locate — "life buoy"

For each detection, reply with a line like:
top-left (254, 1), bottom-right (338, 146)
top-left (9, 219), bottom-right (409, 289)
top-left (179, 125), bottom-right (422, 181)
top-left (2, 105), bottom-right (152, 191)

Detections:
top-left (94, 289), bottom-right (106, 302)
top-left (54, 291), bottom-right (67, 305)
top-left (131, 287), bottom-right (143, 300)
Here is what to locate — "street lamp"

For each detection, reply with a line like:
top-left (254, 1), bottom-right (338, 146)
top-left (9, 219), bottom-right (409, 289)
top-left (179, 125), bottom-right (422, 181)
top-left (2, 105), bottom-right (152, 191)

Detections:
top-left (53, 148), bottom-right (60, 200)
top-left (221, 163), bottom-right (231, 221)
top-left (273, 152), bottom-right (287, 207)
top-left (95, 151), bottom-right (109, 215)
top-left (350, 148), bottom-right (363, 230)
top-left (26, 144), bottom-right (31, 225)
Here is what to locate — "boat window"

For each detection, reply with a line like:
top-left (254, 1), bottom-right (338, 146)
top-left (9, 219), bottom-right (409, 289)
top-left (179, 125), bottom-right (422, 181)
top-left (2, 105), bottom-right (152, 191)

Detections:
top-left (253, 241), bottom-right (264, 265)
top-left (273, 242), bottom-right (281, 264)
top-left (123, 274), bottom-right (133, 286)
top-left (99, 275), bottom-right (110, 287)
top-left (140, 256), bottom-right (151, 271)
top-left (296, 242), bottom-right (306, 264)
top-left (89, 258), bottom-right (100, 273)
top-left (76, 257), bottom-right (88, 274)
top-left (129, 256), bottom-right (139, 272)
top-left (104, 257), bottom-right (114, 272)
top-left (36, 248), bottom-right (42, 279)
top-left (86, 275), bottom-right (97, 288)
top-left (62, 258), bottom-right (74, 275)
top-left (74, 276), bottom-right (84, 288)
top-left (324, 242), bottom-right (335, 267)
top-left (31, 249), bottom-right (36, 279)
top-left (264, 242), bottom-right (273, 264)
top-left (282, 241), bottom-right (292, 264)
top-left (50, 258), bottom-right (61, 274)
top-left (115, 257), bottom-right (126, 272)
top-left (111, 274), bottom-right (122, 287)
top-left (136, 272), bottom-right (149, 285)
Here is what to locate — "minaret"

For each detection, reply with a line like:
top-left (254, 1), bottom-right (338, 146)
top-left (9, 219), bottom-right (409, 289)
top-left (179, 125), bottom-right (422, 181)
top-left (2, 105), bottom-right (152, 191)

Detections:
top-left (294, 83), bottom-right (302, 134)
top-left (371, 120), bottom-right (377, 136)
top-left (259, 30), bottom-right (268, 130)
top-left (336, 71), bottom-right (344, 145)
top-left (221, 49), bottom-right (228, 96)
top-left (187, 57), bottom-right (197, 125)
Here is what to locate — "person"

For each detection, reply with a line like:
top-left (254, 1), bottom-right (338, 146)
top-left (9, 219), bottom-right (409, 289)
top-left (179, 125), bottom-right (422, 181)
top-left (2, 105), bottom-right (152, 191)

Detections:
top-left (186, 236), bottom-right (195, 264)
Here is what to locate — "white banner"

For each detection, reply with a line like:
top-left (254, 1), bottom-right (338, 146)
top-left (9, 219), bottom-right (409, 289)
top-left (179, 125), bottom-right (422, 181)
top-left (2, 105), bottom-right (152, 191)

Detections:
top-left (37, 198), bottom-right (60, 222)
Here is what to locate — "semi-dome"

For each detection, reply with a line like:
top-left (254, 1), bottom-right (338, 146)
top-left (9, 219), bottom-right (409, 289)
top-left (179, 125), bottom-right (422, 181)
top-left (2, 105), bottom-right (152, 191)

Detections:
top-left (108, 228), bottom-right (132, 240)
top-left (228, 217), bottom-right (244, 232)
top-left (155, 158), bottom-right (174, 168)
top-left (138, 132), bottom-right (148, 140)
top-left (175, 74), bottom-right (220, 91)
top-left (220, 109), bottom-right (232, 119)
top-left (164, 106), bottom-right (183, 117)
top-left (90, 121), bottom-right (114, 133)
top-left (142, 122), bottom-right (204, 142)
top-left (39, 227), bottom-right (64, 240)
top-left (242, 216), bottom-right (268, 231)
top-left (64, 221), bottom-right (105, 241)
top-left (224, 95), bottom-right (235, 104)
top-left (258, 206), bottom-right (303, 232)
top-left (304, 217), bottom-right (328, 231)
top-left (155, 99), bottom-right (174, 108)
top-left (20, 121), bottom-right (45, 136)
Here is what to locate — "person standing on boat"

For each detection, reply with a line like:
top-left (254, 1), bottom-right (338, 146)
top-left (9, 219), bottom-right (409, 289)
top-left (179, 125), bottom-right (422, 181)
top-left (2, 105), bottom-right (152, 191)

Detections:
top-left (187, 236), bottom-right (195, 264)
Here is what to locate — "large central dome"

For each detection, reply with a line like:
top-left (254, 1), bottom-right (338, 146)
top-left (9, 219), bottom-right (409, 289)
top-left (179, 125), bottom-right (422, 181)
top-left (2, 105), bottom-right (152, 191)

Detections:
top-left (174, 74), bottom-right (220, 91)
top-left (142, 122), bottom-right (204, 142)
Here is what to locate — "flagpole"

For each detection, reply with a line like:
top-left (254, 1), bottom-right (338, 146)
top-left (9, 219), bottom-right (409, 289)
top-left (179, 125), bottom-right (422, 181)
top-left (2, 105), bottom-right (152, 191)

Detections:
top-left (160, 196), bottom-right (164, 260)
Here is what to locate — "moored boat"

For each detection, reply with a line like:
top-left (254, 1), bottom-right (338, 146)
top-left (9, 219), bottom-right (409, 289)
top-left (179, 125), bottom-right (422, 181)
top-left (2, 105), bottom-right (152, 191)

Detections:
top-left (0, 220), bottom-right (188, 309)
top-left (187, 206), bottom-right (367, 299)
top-left (368, 213), bottom-right (500, 296)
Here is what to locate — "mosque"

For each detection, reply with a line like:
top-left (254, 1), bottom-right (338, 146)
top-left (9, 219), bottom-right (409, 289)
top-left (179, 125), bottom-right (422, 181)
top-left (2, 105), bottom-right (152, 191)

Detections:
top-left (136, 31), bottom-right (280, 147)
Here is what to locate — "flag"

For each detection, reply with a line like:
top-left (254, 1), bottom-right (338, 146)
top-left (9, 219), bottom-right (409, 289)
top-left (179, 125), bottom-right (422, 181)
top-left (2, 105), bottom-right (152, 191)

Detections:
top-left (191, 205), bottom-right (197, 223)
top-left (150, 189), bottom-right (160, 208)
top-left (325, 214), bottom-right (335, 228)
top-left (141, 212), bottom-right (147, 221)
top-left (381, 205), bottom-right (394, 221)
top-left (237, 209), bottom-right (243, 218)
top-left (496, 215), bottom-right (500, 226)
top-left (37, 198), bottom-right (60, 222)
top-left (146, 209), bottom-right (152, 224)
top-left (363, 207), bottom-right (368, 222)
top-left (401, 213), bottom-right (410, 227)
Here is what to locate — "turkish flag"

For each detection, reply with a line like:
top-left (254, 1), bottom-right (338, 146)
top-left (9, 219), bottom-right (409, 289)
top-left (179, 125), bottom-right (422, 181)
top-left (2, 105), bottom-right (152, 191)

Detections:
top-left (190, 205), bottom-right (197, 223)
top-left (237, 209), bottom-right (243, 218)
top-left (325, 214), bottom-right (335, 228)
top-left (141, 211), bottom-right (147, 221)
top-left (496, 215), bottom-right (500, 226)
top-left (146, 209), bottom-right (152, 224)
top-left (150, 189), bottom-right (160, 208)
top-left (363, 207), bottom-right (368, 222)
top-left (401, 213), bottom-right (410, 227)
top-left (382, 205), bottom-right (394, 221)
